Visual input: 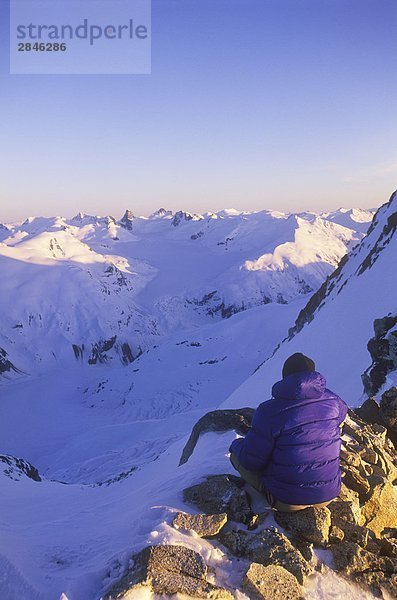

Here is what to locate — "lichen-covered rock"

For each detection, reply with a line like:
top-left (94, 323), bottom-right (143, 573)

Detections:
top-left (329, 526), bottom-right (344, 543)
top-left (244, 563), bottom-right (303, 600)
top-left (328, 497), bottom-right (363, 527)
top-left (183, 474), bottom-right (252, 524)
top-left (274, 507), bottom-right (331, 546)
top-left (328, 499), bottom-right (371, 547)
top-left (172, 512), bottom-right (228, 537)
top-left (331, 541), bottom-right (396, 576)
top-left (104, 544), bottom-right (233, 599)
top-left (354, 571), bottom-right (397, 599)
top-left (218, 527), bottom-right (312, 584)
top-left (342, 465), bottom-right (371, 495)
top-left (361, 479), bottom-right (397, 538)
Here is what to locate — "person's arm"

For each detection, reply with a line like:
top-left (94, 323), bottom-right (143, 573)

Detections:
top-left (337, 396), bottom-right (348, 425)
top-left (229, 403), bottom-right (275, 471)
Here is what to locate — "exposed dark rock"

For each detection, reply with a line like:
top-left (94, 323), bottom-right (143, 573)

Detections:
top-left (362, 315), bottom-right (397, 396)
top-left (355, 397), bottom-right (385, 428)
top-left (380, 387), bottom-right (397, 430)
top-left (120, 342), bottom-right (134, 365)
top-left (0, 347), bottom-right (20, 375)
top-left (172, 211), bottom-right (197, 227)
top-left (244, 563), bottom-right (303, 600)
top-left (357, 200), bottom-right (397, 276)
top-left (0, 455), bottom-right (41, 482)
top-left (218, 527), bottom-right (313, 584)
top-left (183, 474), bottom-right (252, 524)
top-left (119, 209), bottom-right (134, 230)
top-left (274, 507), bottom-right (331, 546)
top-left (88, 337), bottom-right (117, 364)
top-left (172, 512), bottom-right (228, 537)
top-left (72, 344), bottom-right (84, 360)
top-left (104, 544), bottom-right (232, 599)
top-left (179, 408), bottom-right (254, 465)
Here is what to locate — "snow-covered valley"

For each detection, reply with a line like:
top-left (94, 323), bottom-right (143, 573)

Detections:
top-left (1, 199), bottom-right (397, 600)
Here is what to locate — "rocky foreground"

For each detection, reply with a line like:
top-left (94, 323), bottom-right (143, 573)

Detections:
top-left (104, 388), bottom-right (397, 599)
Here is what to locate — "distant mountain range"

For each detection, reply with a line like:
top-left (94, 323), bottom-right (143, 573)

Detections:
top-left (0, 206), bottom-right (375, 374)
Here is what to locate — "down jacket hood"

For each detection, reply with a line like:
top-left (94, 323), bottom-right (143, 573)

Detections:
top-left (272, 371), bottom-right (326, 401)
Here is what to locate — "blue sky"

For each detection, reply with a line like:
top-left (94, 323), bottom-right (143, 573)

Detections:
top-left (0, 0), bottom-right (396, 221)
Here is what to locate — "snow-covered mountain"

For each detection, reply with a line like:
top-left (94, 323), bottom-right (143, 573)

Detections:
top-left (0, 206), bottom-right (374, 375)
top-left (1, 197), bottom-right (394, 600)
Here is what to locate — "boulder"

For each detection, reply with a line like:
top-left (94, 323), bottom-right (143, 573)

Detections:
top-left (218, 527), bottom-right (312, 584)
top-left (354, 571), bottom-right (397, 599)
top-left (183, 474), bottom-right (252, 524)
top-left (328, 499), bottom-right (370, 546)
top-left (172, 512), bottom-right (228, 537)
top-left (104, 544), bottom-right (233, 599)
top-left (380, 387), bottom-right (397, 428)
top-left (355, 397), bottom-right (385, 428)
top-left (274, 507), bottom-right (331, 546)
top-left (361, 479), bottom-right (397, 538)
top-left (329, 526), bottom-right (344, 543)
top-left (244, 563), bottom-right (303, 600)
top-left (328, 497), bottom-right (363, 527)
top-left (331, 541), bottom-right (396, 576)
top-left (380, 387), bottom-right (397, 447)
top-left (342, 465), bottom-right (371, 496)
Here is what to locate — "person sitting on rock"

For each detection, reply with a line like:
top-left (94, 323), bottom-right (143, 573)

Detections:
top-left (229, 352), bottom-right (348, 512)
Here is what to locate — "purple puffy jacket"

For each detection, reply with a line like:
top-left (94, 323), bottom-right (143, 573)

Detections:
top-left (230, 371), bottom-right (348, 505)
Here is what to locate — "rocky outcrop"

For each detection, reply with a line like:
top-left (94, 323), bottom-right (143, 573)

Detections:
top-left (356, 387), bottom-right (397, 448)
top-left (244, 563), bottom-right (303, 600)
top-left (0, 455), bottom-right (41, 482)
top-left (104, 545), bottom-right (233, 599)
top-left (362, 315), bottom-right (397, 395)
top-left (380, 387), bottom-right (397, 430)
top-left (105, 406), bottom-right (397, 599)
top-left (274, 507), bottom-right (331, 545)
top-left (0, 347), bottom-right (20, 375)
top-left (119, 209), bottom-right (134, 231)
top-left (171, 211), bottom-right (200, 227)
top-left (179, 408), bottom-right (254, 465)
top-left (172, 512), bottom-right (228, 537)
top-left (218, 527), bottom-right (313, 584)
top-left (183, 474), bottom-right (252, 524)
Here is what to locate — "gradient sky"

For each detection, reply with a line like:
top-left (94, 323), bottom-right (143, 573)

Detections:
top-left (0, 0), bottom-right (396, 221)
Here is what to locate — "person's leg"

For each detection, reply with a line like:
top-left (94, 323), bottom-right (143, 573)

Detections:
top-left (273, 499), bottom-right (331, 512)
top-left (230, 453), bottom-right (331, 512)
top-left (229, 451), bottom-right (265, 495)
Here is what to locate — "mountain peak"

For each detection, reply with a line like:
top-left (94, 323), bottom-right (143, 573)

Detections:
top-left (119, 209), bottom-right (134, 230)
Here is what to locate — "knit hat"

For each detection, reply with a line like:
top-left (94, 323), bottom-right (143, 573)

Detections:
top-left (282, 352), bottom-right (315, 378)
